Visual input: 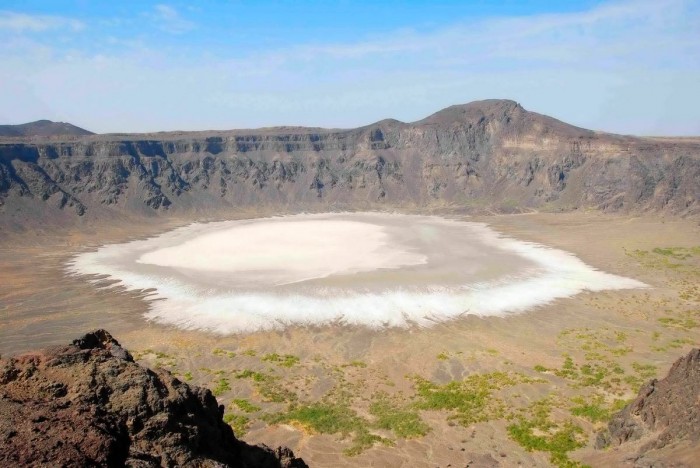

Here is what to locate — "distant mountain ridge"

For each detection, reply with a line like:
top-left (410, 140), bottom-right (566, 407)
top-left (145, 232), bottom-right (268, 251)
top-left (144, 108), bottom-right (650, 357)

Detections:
top-left (0, 99), bottom-right (698, 224)
top-left (0, 119), bottom-right (93, 137)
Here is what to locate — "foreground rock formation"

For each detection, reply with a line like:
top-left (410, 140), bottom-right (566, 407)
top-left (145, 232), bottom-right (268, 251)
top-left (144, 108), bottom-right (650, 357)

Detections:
top-left (596, 348), bottom-right (700, 464)
top-left (0, 330), bottom-right (307, 467)
top-left (1, 99), bottom-right (698, 226)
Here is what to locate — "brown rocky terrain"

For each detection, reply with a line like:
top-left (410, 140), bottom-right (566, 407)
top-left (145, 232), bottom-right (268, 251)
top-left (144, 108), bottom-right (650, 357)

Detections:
top-left (0, 330), bottom-right (307, 468)
top-left (1, 99), bottom-right (698, 227)
top-left (594, 348), bottom-right (700, 466)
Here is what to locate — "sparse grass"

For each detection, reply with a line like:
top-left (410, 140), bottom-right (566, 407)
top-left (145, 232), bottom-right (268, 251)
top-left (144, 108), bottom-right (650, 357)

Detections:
top-left (212, 348), bottom-right (236, 358)
top-left (508, 420), bottom-right (586, 468)
top-left (267, 402), bottom-right (389, 456)
top-left (235, 369), bottom-right (267, 381)
top-left (626, 246), bottom-right (700, 272)
top-left (631, 362), bottom-right (656, 378)
top-left (212, 377), bottom-right (231, 396)
top-left (235, 369), bottom-right (296, 402)
top-left (262, 353), bottom-right (300, 368)
top-left (651, 247), bottom-right (698, 260)
top-left (183, 371), bottom-right (193, 381)
top-left (436, 352), bottom-right (449, 361)
top-left (224, 413), bottom-right (250, 436)
top-left (652, 337), bottom-right (695, 352)
top-left (658, 316), bottom-right (698, 330)
top-left (369, 399), bottom-right (430, 438)
top-left (272, 403), bottom-right (357, 434)
top-left (133, 349), bottom-right (178, 367)
top-left (413, 372), bottom-right (531, 426)
top-left (232, 398), bottom-right (261, 413)
top-left (342, 360), bottom-right (367, 368)
top-left (554, 355), bottom-right (579, 380)
top-left (508, 398), bottom-right (587, 468)
top-left (568, 395), bottom-right (626, 424)
top-left (622, 362), bottom-right (658, 392)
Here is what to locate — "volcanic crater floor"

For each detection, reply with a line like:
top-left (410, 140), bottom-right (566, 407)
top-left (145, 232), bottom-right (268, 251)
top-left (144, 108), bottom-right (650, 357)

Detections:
top-left (1, 212), bottom-right (699, 467)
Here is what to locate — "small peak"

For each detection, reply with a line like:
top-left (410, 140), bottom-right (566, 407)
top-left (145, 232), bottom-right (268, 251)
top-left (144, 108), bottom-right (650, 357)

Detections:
top-left (72, 329), bottom-right (133, 361)
top-left (415, 99), bottom-right (525, 125)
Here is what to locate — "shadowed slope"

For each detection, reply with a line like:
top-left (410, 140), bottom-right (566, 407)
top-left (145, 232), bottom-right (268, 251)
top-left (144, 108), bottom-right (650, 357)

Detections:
top-left (594, 348), bottom-right (700, 466)
top-left (0, 330), bottom-right (307, 468)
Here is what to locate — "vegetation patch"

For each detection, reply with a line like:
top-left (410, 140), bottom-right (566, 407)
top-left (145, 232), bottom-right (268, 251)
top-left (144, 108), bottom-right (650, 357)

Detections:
top-left (232, 398), bottom-right (261, 413)
top-left (413, 372), bottom-right (533, 426)
top-left (235, 369), bottom-right (296, 402)
top-left (262, 353), bottom-right (300, 368)
top-left (568, 394), bottom-right (626, 424)
top-left (212, 348), bottom-right (236, 358)
top-left (626, 246), bottom-right (700, 272)
top-left (657, 316), bottom-right (698, 330)
top-left (342, 360), bottom-right (367, 368)
top-left (369, 399), bottom-right (430, 438)
top-left (651, 247), bottom-right (698, 260)
top-left (212, 377), bottom-right (231, 396)
top-left (223, 413), bottom-right (250, 436)
top-left (267, 402), bottom-right (389, 456)
top-left (508, 399), bottom-right (587, 468)
top-left (652, 337), bottom-right (695, 352)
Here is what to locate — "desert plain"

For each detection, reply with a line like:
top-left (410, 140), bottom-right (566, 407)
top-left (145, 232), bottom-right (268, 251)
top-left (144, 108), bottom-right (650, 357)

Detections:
top-left (1, 209), bottom-right (698, 467)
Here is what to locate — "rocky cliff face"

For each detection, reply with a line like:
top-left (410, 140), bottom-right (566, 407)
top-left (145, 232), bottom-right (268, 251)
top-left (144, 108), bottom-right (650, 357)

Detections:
top-left (1, 100), bottom-right (698, 225)
top-left (596, 348), bottom-right (700, 460)
top-left (0, 330), bottom-right (307, 468)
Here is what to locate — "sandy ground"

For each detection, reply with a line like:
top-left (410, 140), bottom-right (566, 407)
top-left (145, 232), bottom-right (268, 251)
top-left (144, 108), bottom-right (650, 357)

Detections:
top-left (1, 211), bottom-right (699, 467)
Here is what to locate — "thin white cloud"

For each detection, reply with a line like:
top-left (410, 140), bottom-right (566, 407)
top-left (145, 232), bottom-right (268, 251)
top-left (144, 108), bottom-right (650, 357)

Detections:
top-left (0, 11), bottom-right (84, 32)
top-left (151, 4), bottom-right (195, 34)
top-left (265, 0), bottom-right (697, 67)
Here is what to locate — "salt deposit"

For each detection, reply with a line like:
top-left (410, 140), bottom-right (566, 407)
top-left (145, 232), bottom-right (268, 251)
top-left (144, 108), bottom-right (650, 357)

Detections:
top-left (68, 213), bottom-right (647, 333)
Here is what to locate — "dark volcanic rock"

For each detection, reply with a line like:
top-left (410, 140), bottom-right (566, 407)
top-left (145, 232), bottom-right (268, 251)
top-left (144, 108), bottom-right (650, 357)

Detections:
top-left (0, 330), bottom-right (307, 468)
top-left (1, 100), bottom-right (698, 222)
top-left (596, 348), bottom-right (700, 456)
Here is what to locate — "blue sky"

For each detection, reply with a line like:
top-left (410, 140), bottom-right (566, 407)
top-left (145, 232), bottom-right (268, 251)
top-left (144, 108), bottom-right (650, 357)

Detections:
top-left (0, 0), bottom-right (698, 134)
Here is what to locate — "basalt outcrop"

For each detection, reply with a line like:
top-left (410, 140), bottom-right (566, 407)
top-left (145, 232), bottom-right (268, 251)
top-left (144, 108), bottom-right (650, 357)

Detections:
top-left (596, 348), bottom-right (700, 464)
top-left (0, 330), bottom-right (307, 468)
top-left (1, 100), bottom-right (698, 226)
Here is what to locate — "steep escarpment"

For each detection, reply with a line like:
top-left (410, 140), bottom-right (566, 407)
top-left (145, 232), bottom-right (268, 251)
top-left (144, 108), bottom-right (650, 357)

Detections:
top-left (595, 348), bottom-right (700, 464)
top-left (1, 100), bottom-right (698, 224)
top-left (0, 330), bottom-right (307, 468)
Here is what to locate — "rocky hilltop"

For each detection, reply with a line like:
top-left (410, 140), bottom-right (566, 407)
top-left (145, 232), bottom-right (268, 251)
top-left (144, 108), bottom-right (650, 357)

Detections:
top-left (1, 99), bottom-right (698, 225)
top-left (0, 119), bottom-right (94, 138)
top-left (0, 330), bottom-right (307, 468)
top-left (595, 348), bottom-right (700, 465)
